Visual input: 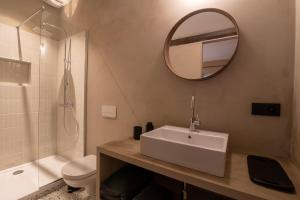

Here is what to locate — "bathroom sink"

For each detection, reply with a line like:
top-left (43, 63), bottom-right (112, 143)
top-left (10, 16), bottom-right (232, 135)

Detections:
top-left (140, 126), bottom-right (229, 177)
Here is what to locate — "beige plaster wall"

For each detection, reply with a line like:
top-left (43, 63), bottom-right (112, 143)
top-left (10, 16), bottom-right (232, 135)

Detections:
top-left (82, 0), bottom-right (295, 158)
top-left (292, 0), bottom-right (300, 167)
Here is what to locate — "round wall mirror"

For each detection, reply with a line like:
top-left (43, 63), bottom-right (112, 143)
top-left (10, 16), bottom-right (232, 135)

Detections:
top-left (164, 9), bottom-right (239, 80)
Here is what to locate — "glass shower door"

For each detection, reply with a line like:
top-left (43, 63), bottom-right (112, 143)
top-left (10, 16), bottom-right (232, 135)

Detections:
top-left (37, 6), bottom-right (63, 187)
top-left (37, 1), bottom-right (87, 189)
top-left (0, 3), bottom-right (42, 199)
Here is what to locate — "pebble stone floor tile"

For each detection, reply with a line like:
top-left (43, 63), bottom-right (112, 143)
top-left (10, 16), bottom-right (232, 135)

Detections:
top-left (38, 186), bottom-right (96, 200)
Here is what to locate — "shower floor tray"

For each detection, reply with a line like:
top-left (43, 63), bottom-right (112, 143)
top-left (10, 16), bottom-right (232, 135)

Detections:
top-left (0, 155), bottom-right (69, 200)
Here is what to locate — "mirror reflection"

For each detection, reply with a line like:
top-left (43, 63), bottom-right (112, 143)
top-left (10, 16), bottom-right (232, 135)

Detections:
top-left (165, 9), bottom-right (239, 80)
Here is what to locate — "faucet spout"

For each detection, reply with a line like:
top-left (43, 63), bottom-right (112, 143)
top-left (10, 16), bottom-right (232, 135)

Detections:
top-left (190, 96), bottom-right (200, 132)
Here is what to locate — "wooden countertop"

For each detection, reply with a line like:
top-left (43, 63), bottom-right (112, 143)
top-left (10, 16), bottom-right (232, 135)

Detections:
top-left (98, 139), bottom-right (300, 200)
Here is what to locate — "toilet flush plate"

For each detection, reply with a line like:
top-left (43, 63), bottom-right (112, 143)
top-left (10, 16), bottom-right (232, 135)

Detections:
top-left (101, 105), bottom-right (117, 119)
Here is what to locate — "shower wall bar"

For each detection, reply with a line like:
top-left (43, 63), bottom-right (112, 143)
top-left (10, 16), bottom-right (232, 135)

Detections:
top-left (17, 6), bottom-right (45, 28)
top-left (16, 6), bottom-right (45, 61)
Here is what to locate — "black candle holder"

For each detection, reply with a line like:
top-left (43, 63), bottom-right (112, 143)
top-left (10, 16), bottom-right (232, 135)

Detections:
top-left (133, 126), bottom-right (143, 140)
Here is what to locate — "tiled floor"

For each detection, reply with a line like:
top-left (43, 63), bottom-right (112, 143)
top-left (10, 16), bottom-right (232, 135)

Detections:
top-left (38, 186), bottom-right (95, 200)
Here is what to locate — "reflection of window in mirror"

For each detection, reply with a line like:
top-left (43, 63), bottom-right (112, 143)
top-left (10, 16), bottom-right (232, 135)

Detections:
top-left (202, 36), bottom-right (238, 77)
top-left (169, 42), bottom-right (203, 79)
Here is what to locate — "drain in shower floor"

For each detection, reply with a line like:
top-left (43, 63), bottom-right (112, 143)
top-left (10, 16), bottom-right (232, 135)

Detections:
top-left (13, 170), bottom-right (24, 175)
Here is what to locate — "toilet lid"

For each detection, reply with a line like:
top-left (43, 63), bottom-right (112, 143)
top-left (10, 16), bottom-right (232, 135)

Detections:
top-left (62, 155), bottom-right (96, 180)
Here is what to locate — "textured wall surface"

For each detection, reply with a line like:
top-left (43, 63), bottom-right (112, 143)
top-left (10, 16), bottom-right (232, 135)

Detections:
top-left (292, 0), bottom-right (300, 168)
top-left (83, 0), bottom-right (295, 157)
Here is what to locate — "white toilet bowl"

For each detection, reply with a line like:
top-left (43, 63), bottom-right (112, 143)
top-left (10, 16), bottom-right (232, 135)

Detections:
top-left (62, 155), bottom-right (97, 196)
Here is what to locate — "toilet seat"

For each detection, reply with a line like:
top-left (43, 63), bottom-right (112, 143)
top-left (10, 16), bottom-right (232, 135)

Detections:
top-left (62, 155), bottom-right (96, 181)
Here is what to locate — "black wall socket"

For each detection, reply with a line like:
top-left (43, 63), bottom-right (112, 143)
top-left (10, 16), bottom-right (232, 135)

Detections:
top-left (252, 103), bottom-right (281, 117)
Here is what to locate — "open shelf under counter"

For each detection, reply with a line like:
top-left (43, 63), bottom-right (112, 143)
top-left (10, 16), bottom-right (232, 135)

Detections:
top-left (96, 138), bottom-right (300, 200)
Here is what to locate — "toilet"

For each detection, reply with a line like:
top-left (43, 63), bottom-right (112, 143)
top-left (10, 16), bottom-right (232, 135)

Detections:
top-left (62, 155), bottom-right (97, 196)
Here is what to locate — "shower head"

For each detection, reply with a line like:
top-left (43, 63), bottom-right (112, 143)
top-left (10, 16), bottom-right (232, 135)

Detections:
top-left (43, 0), bottom-right (71, 8)
top-left (32, 26), bottom-right (53, 37)
top-left (42, 22), bottom-right (68, 38)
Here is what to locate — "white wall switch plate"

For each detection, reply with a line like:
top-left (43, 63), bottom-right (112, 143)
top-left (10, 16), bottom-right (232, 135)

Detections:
top-left (101, 105), bottom-right (117, 119)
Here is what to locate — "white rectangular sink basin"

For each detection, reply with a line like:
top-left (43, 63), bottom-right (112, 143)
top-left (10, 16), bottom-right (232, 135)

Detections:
top-left (140, 126), bottom-right (229, 177)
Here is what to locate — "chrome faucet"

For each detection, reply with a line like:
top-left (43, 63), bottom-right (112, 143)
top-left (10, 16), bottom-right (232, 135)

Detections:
top-left (190, 96), bottom-right (200, 132)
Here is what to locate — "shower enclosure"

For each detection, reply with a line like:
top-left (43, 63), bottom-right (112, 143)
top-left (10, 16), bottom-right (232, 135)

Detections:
top-left (0, 1), bottom-right (87, 199)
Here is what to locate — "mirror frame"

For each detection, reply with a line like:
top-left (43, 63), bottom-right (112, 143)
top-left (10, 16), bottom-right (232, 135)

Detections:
top-left (164, 8), bottom-right (240, 80)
